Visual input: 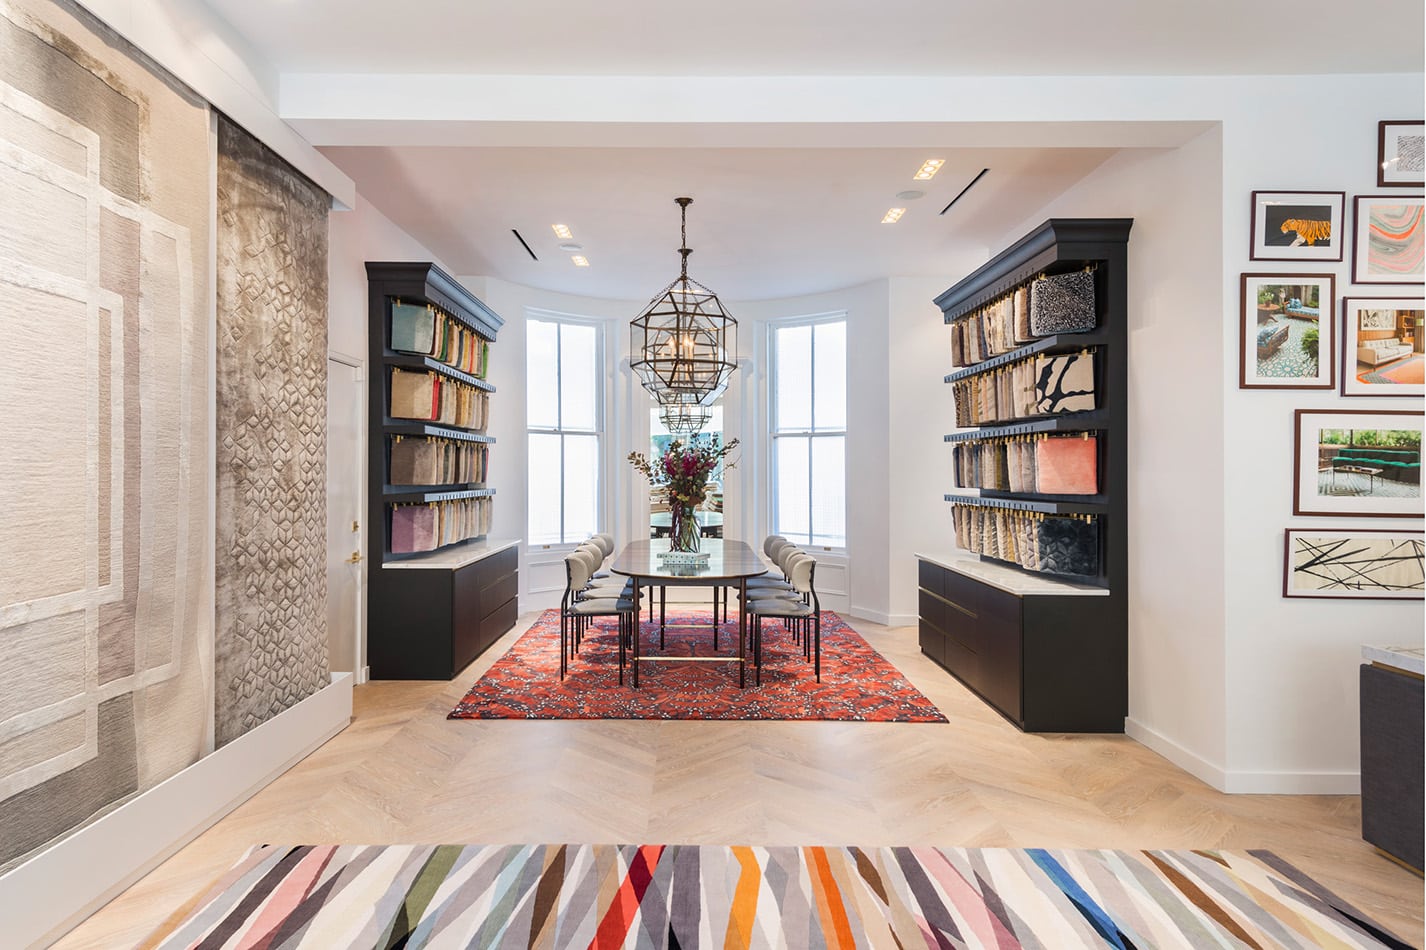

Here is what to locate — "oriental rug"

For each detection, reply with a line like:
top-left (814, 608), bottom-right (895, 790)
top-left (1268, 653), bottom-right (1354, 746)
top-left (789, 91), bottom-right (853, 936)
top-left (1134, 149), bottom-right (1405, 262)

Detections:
top-left (142, 844), bottom-right (1412, 949)
top-left (448, 610), bottom-right (946, 722)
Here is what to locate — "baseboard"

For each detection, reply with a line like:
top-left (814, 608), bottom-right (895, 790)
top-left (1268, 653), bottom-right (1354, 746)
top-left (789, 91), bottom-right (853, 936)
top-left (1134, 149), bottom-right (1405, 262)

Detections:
top-left (4, 672), bottom-right (353, 949)
top-left (1125, 717), bottom-right (1229, 791)
top-left (844, 606), bottom-right (916, 628)
top-left (1125, 718), bottom-right (1360, 795)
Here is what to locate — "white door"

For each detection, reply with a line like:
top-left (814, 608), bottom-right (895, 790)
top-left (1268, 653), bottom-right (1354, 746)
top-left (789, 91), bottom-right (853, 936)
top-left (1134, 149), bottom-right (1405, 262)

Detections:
top-left (327, 357), bottom-right (364, 679)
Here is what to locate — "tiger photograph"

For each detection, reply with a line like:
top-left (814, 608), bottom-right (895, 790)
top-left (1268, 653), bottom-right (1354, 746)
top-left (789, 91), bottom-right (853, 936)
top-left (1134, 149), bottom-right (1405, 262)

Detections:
top-left (1252, 191), bottom-right (1345, 261)
top-left (1279, 217), bottom-right (1332, 246)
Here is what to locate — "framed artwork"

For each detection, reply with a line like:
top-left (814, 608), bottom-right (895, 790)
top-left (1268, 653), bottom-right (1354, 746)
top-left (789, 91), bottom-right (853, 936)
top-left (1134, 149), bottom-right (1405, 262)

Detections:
top-left (1292, 409), bottom-right (1423, 517)
top-left (1284, 528), bottom-right (1423, 599)
top-left (1353, 195), bottom-right (1425, 284)
top-left (1377, 120), bottom-right (1425, 188)
top-left (1239, 273), bottom-right (1335, 389)
top-left (1250, 191), bottom-right (1345, 262)
top-left (1341, 297), bottom-right (1425, 397)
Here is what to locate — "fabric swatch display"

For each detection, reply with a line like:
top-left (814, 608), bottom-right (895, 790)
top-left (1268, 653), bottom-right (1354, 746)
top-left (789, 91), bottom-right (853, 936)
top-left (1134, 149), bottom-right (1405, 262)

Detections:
top-left (388, 496), bottom-right (493, 555)
top-left (1029, 269), bottom-right (1097, 336)
top-left (1034, 351), bottom-right (1096, 414)
top-left (1035, 435), bottom-right (1099, 495)
top-left (389, 437), bottom-right (488, 486)
top-left (390, 368), bottom-right (438, 420)
top-left (1035, 515), bottom-right (1099, 577)
top-left (388, 299), bottom-right (493, 378)
top-left (951, 504), bottom-right (1100, 578)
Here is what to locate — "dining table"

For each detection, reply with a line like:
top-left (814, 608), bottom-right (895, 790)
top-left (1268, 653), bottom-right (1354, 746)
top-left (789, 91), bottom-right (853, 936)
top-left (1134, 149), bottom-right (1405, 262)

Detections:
top-left (609, 538), bottom-right (768, 688)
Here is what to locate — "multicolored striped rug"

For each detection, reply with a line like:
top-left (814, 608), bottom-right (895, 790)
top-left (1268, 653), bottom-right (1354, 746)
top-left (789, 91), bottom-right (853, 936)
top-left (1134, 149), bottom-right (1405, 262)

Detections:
top-left (449, 609), bottom-right (946, 722)
top-left (143, 844), bottom-right (1411, 949)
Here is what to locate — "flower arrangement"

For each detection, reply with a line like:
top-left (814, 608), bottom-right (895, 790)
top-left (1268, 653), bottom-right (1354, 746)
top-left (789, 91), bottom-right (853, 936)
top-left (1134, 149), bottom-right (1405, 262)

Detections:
top-left (628, 435), bottom-right (739, 552)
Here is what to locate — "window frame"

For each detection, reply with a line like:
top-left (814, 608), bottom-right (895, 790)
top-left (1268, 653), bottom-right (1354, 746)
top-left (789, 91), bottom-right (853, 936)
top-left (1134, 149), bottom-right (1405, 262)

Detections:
top-left (526, 311), bottom-right (605, 545)
top-left (768, 312), bottom-right (848, 550)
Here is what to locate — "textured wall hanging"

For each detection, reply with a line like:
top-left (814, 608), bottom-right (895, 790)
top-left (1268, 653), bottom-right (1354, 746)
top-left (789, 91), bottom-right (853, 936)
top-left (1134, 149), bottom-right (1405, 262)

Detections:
top-left (0, 0), bottom-right (213, 870)
top-left (214, 114), bottom-right (331, 747)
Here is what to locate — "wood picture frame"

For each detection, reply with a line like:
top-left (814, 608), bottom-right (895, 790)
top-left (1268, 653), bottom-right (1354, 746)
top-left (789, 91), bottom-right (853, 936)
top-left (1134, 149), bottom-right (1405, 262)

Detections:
top-left (1341, 296), bottom-right (1425, 397)
top-left (1284, 528), bottom-right (1424, 599)
top-left (1292, 408), bottom-right (1423, 518)
top-left (1377, 120), bottom-right (1425, 188)
top-left (1239, 273), bottom-right (1335, 389)
top-left (1353, 194), bottom-right (1426, 284)
top-left (1249, 191), bottom-right (1345, 262)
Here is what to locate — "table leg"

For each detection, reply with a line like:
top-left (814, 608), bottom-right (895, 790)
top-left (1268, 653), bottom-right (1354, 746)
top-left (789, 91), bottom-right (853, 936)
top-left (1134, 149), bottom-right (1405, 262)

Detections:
top-left (738, 578), bottom-right (746, 688)
top-left (631, 579), bottom-right (640, 689)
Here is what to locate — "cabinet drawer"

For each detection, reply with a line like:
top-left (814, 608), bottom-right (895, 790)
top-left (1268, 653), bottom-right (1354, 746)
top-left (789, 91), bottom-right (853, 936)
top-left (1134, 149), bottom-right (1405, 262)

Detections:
top-left (918, 589), bottom-right (946, 633)
top-left (918, 620), bottom-right (945, 666)
top-left (917, 560), bottom-right (945, 598)
top-left (942, 569), bottom-right (982, 617)
top-left (941, 628), bottom-right (980, 688)
top-left (480, 595), bottom-right (519, 651)
top-left (480, 569), bottom-right (518, 613)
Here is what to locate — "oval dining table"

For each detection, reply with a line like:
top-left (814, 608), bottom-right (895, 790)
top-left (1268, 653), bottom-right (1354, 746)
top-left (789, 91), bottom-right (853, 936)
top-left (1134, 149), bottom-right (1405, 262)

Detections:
top-left (609, 538), bottom-right (768, 688)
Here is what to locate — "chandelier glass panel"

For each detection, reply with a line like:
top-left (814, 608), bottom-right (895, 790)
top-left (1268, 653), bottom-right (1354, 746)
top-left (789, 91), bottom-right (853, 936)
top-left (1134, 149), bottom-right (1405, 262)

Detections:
top-left (630, 197), bottom-right (738, 421)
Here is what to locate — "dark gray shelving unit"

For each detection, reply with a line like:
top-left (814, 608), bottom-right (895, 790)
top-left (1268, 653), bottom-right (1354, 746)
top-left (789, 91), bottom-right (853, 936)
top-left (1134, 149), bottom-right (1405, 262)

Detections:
top-left (920, 218), bottom-right (1131, 732)
top-left (365, 261), bottom-right (518, 680)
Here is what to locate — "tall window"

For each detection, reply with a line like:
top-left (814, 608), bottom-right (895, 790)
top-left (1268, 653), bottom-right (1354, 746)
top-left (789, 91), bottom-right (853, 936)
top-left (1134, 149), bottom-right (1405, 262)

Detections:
top-left (771, 318), bottom-right (846, 546)
top-left (527, 317), bottom-right (601, 544)
top-left (649, 406), bottom-right (725, 538)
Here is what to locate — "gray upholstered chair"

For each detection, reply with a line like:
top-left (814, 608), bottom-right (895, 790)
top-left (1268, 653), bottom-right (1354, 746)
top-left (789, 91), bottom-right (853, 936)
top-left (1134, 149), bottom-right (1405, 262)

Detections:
top-left (561, 551), bottom-right (635, 682)
top-left (744, 555), bottom-right (821, 684)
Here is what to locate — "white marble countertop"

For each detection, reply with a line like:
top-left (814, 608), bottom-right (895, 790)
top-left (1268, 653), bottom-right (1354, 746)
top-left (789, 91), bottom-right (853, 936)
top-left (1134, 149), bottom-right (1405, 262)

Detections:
top-left (1362, 645), bottom-right (1425, 676)
top-left (383, 538), bottom-right (520, 570)
top-left (916, 552), bottom-right (1110, 597)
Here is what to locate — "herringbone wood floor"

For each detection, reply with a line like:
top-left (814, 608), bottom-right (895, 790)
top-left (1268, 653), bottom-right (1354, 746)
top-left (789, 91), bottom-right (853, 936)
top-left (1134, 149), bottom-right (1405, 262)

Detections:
top-left (55, 612), bottom-right (1424, 948)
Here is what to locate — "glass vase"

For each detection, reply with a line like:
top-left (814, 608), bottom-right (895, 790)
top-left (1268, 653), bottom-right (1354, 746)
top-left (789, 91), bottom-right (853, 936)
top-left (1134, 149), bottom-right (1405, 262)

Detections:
top-left (669, 502), bottom-right (701, 554)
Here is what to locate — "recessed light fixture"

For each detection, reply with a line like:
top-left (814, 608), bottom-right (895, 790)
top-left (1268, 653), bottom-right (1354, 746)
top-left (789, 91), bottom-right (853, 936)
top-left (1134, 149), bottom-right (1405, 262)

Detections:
top-left (559, 242), bottom-right (584, 251)
top-left (896, 190), bottom-right (925, 201)
top-left (912, 159), bottom-right (945, 181)
top-left (552, 224), bottom-right (573, 240)
top-left (881, 208), bottom-right (906, 224)
top-left (571, 255), bottom-right (590, 267)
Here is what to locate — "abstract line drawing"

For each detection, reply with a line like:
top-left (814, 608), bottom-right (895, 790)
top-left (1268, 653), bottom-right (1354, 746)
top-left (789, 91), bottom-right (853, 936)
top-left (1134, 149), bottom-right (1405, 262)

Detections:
top-left (1285, 530), bottom-right (1425, 599)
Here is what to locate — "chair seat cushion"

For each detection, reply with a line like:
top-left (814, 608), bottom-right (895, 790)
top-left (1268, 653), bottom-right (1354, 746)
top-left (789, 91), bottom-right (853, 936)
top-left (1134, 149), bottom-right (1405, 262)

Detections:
top-left (570, 598), bottom-right (633, 615)
top-left (748, 600), bottom-right (815, 618)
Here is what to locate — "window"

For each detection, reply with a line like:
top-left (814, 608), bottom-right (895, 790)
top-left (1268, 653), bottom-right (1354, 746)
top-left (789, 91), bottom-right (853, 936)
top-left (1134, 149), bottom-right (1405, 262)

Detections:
top-left (649, 406), bottom-right (725, 538)
top-left (771, 318), bottom-right (846, 546)
top-left (526, 317), bottom-right (601, 544)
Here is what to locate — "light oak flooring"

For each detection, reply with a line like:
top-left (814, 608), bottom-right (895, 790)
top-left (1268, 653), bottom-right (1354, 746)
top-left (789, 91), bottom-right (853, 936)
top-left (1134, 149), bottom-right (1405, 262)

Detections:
top-left (55, 612), bottom-right (1424, 947)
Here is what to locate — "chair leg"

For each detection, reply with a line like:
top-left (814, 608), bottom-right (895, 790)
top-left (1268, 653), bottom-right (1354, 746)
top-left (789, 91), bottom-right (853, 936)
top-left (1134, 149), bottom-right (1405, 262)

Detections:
top-left (814, 612), bottom-right (821, 682)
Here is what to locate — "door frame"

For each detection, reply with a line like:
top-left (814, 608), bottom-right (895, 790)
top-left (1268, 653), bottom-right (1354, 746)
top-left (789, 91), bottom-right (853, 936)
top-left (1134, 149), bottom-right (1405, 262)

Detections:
top-left (327, 350), bottom-right (367, 682)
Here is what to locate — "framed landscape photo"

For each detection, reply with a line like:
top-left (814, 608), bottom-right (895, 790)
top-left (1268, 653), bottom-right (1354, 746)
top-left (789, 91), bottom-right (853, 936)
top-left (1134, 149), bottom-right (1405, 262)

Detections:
top-left (1292, 409), bottom-right (1423, 517)
top-left (1250, 191), bottom-right (1345, 262)
top-left (1341, 297), bottom-right (1425, 397)
top-left (1353, 195), bottom-right (1426, 284)
top-left (1284, 528), bottom-right (1423, 599)
top-left (1377, 120), bottom-right (1425, 188)
top-left (1239, 273), bottom-right (1335, 389)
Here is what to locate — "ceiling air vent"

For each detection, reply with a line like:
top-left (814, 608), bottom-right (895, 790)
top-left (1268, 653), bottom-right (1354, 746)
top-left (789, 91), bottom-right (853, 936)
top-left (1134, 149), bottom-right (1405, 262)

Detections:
top-left (511, 228), bottom-right (539, 261)
top-left (939, 168), bottom-right (989, 216)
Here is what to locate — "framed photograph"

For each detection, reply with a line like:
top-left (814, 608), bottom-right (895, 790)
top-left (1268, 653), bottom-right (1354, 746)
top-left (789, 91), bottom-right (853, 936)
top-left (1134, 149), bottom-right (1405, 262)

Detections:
top-left (1353, 195), bottom-right (1425, 284)
top-left (1341, 297), bottom-right (1425, 397)
top-left (1292, 409), bottom-right (1423, 517)
top-left (1377, 120), bottom-right (1425, 188)
top-left (1239, 273), bottom-right (1335, 389)
top-left (1284, 529), bottom-right (1423, 599)
top-left (1250, 191), bottom-right (1345, 262)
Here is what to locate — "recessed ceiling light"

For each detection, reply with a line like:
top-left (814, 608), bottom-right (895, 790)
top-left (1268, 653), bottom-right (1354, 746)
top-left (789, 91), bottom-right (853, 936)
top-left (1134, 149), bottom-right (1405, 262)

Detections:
top-left (571, 255), bottom-right (590, 267)
top-left (559, 242), bottom-right (584, 251)
top-left (896, 190), bottom-right (925, 201)
top-left (552, 224), bottom-right (573, 240)
top-left (881, 208), bottom-right (906, 224)
top-left (913, 159), bottom-right (945, 181)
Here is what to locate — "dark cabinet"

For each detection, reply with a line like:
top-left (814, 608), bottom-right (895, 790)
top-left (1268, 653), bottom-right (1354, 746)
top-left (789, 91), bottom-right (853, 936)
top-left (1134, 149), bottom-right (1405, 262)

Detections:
top-left (1360, 661), bottom-right (1424, 871)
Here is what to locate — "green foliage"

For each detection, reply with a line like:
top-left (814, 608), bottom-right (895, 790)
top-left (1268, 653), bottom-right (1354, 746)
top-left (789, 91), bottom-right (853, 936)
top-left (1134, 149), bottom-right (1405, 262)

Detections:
top-left (1300, 327), bottom-right (1319, 358)
top-left (1321, 427), bottom-right (1421, 448)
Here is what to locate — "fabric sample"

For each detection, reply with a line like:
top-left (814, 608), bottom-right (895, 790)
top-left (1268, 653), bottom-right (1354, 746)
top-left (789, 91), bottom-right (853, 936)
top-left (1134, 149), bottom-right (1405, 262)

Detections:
top-left (1035, 351), bottom-right (1096, 414)
top-left (1035, 436), bottom-right (1099, 495)
top-left (1012, 286), bottom-right (1033, 343)
top-left (388, 438), bottom-right (441, 485)
top-left (390, 368), bottom-right (437, 420)
top-left (389, 505), bottom-right (438, 554)
top-left (146, 844), bottom-right (1410, 950)
top-left (214, 115), bottom-right (330, 747)
top-left (1029, 270), bottom-right (1097, 335)
top-left (1037, 517), bottom-right (1100, 577)
top-left (389, 301), bottom-right (435, 355)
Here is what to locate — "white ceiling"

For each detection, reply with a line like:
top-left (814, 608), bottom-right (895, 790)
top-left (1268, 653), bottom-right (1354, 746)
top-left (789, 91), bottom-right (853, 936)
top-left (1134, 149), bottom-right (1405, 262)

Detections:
top-left (210, 0), bottom-right (1422, 76)
top-left (319, 146), bottom-right (1117, 300)
top-left (201, 0), bottom-right (1420, 301)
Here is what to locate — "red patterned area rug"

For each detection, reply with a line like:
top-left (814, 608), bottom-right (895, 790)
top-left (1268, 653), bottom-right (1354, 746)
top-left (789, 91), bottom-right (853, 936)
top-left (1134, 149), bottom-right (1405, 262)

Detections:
top-left (448, 609), bottom-right (946, 722)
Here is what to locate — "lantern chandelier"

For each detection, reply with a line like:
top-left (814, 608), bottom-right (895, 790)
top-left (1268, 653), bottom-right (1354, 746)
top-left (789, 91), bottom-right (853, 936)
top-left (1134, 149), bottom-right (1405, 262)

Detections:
top-left (630, 197), bottom-right (738, 417)
top-left (655, 390), bottom-right (714, 436)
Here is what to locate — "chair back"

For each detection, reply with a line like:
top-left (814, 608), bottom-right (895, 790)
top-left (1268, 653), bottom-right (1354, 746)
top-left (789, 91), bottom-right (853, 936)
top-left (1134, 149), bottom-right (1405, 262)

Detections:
top-left (787, 555), bottom-right (816, 595)
top-left (763, 535), bottom-right (786, 557)
top-left (565, 553), bottom-right (592, 592)
top-left (575, 541), bottom-right (604, 569)
top-left (590, 533), bottom-right (614, 558)
top-left (768, 537), bottom-right (793, 566)
top-left (776, 542), bottom-right (803, 573)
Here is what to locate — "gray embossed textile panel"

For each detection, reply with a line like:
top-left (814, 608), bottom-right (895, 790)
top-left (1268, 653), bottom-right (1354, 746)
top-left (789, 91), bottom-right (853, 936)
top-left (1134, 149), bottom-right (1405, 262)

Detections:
top-left (0, 0), bottom-right (212, 869)
top-left (214, 114), bottom-right (331, 747)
